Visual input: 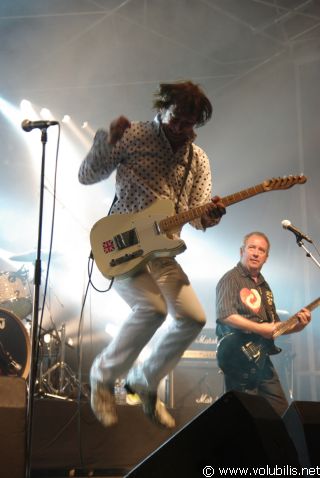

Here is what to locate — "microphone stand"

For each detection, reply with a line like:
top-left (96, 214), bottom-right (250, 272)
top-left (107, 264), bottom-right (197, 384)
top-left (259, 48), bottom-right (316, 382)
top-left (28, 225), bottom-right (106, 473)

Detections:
top-left (25, 127), bottom-right (48, 478)
top-left (296, 237), bottom-right (320, 270)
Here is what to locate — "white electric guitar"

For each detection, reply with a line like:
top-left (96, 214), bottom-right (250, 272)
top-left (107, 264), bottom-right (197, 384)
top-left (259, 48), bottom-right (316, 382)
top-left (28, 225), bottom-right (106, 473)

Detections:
top-left (90, 174), bottom-right (306, 279)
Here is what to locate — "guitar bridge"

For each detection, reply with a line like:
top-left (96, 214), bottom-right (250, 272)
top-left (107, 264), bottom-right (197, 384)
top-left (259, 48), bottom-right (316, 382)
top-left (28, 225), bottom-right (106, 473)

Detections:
top-left (110, 249), bottom-right (144, 267)
top-left (242, 342), bottom-right (261, 362)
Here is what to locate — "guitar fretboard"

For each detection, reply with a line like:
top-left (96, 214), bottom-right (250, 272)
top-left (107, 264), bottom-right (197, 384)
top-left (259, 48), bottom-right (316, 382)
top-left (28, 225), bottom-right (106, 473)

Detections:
top-left (222, 184), bottom-right (265, 207)
top-left (158, 174), bottom-right (306, 233)
top-left (159, 184), bottom-right (265, 232)
top-left (273, 297), bottom-right (320, 338)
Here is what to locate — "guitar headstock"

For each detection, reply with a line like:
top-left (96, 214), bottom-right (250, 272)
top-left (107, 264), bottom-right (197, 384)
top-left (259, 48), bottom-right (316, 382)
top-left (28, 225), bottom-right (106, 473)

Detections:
top-left (262, 174), bottom-right (307, 191)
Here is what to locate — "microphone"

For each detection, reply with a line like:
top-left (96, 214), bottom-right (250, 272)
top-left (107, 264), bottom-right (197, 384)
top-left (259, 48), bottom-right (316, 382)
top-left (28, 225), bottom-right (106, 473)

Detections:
top-left (281, 219), bottom-right (313, 243)
top-left (21, 119), bottom-right (59, 132)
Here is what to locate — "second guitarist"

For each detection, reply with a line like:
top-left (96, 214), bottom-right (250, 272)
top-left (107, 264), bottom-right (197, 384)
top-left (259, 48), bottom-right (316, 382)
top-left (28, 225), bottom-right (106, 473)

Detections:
top-left (216, 231), bottom-right (311, 416)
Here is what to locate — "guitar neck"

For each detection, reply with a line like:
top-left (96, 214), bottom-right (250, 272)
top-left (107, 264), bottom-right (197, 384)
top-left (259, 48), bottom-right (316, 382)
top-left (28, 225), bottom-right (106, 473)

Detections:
top-left (159, 183), bottom-right (265, 233)
top-left (273, 297), bottom-right (320, 338)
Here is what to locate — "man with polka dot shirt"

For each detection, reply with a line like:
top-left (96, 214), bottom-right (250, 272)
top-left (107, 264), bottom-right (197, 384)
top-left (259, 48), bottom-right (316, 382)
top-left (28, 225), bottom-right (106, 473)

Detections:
top-left (79, 81), bottom-right (226, 428)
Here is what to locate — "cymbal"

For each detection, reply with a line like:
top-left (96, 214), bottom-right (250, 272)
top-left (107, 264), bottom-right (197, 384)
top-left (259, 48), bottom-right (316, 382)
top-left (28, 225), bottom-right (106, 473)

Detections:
top-left (9, 249), bottom-right (51, 262)
top-left (0, 249), bottom-right (19, 271)
top-left (0, 258), bottom-right (16, 271)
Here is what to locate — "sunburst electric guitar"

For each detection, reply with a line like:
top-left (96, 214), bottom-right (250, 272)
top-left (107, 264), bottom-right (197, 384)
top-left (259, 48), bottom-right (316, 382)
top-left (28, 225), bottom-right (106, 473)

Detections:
top-left (90, 174), bottom-right (306, 279)
top-left (216, 297), bottom-right (320, 380)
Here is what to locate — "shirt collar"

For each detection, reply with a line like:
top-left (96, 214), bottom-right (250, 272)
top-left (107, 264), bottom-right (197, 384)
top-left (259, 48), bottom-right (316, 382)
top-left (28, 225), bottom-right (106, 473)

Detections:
top-left (236, 261), bottom-right (265, 285)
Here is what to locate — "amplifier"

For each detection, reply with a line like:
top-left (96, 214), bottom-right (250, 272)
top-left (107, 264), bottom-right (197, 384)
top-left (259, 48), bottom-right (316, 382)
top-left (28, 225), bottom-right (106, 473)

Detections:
top-left (182, 349), bottom-right (216, 360)
top-left (168, 359), bottom-right (224, 409)
top-left (165, 329), bottom-right (223, 409)
top-left (182, 328), bottom-right (217, 360)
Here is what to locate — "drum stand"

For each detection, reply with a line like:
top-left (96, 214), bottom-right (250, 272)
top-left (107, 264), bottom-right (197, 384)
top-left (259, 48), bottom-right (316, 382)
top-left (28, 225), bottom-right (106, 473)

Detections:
top-left (37, 323), bottom-right (88, 399)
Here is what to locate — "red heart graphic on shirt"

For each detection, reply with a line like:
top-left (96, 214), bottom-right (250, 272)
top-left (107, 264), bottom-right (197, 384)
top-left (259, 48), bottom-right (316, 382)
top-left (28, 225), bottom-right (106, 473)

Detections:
top-left (240, 288), bottom-right (261, 313)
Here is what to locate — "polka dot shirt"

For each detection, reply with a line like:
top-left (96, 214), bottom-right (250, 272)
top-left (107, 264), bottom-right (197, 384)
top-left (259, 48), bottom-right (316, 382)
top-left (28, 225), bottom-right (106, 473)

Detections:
top-left (78, 117), bottom-right (212, 230)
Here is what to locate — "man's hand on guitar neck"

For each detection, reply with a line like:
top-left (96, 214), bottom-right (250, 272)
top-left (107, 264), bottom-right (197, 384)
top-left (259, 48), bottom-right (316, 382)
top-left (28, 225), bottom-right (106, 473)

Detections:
top-left (255, 316), bottom-right (310, 340)
top-left (286, 307), bottom-right (311, 334)
top-left (271, 307), bottom-right (311, 338)
top-left (201, 195), bottom-right (226, 229)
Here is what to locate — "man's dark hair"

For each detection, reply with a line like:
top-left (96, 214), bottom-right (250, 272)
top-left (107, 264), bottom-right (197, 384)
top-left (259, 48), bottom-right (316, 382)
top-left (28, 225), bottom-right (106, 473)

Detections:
top-left (153, 81), bottom-right (213, 127)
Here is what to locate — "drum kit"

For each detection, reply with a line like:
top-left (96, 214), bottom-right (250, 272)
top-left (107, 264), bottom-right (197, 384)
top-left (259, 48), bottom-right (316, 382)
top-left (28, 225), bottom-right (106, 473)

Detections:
top-left (0, 266), bottom-right (32, 379)
top-left (0, 250), bottom-right (85, 399)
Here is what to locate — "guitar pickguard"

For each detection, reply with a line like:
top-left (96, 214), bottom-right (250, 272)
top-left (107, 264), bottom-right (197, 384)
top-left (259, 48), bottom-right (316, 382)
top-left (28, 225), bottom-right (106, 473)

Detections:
top-left (90, 199), bottom-right (186, 279)
top-left (216, 333), bottom-right (277, 380)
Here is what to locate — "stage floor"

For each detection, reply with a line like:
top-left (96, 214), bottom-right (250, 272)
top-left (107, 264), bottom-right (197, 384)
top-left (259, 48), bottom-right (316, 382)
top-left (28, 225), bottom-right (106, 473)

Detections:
top-left (30, 397), bottom-right (205, 477)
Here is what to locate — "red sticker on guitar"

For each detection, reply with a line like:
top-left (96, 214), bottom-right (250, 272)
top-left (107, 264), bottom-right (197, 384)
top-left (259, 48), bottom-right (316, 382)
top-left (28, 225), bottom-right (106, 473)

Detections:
top-left (240, 288), bottom-right (261, 313)
top-left (102, 239), bottom-right (115, 254)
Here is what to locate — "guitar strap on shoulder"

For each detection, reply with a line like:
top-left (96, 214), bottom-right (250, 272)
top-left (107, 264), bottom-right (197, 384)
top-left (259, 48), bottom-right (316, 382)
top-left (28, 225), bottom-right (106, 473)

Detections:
top-left (257, 284), bottom-right (278, 323)
top-left (175, 144), bottom-right (193, 214)
top-left (108, 143), bottom-right (193, 216)
top-left (107, 194), bottom-right (118, 216)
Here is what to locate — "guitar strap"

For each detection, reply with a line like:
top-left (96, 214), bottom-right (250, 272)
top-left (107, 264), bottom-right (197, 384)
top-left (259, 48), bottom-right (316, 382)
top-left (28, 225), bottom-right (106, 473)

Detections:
top-left (109, 144), bottom-right (193, 216)
top-left (107, 194), bottom-right (118, 216)
top-left (256, 284), bottom-right (278, 324)
top-left (175, 144), bottom-right (193, 213)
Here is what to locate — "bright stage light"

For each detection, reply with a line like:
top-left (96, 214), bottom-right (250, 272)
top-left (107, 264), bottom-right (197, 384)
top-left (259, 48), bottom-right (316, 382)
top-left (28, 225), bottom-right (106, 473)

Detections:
top-left (44, 334), bottom-right (51, 344)
top-left (60, 115), bottom-right (92, 150)
top-left (40, 107), bottom-right (52, 118)
top-left (20, 99), bottom-right (32, 113)
top-left (82, 123), bottom-right (95, 137)
top-left (0, 97), bottom-right (24, 130)
top-left (19, 99), bottom-right (39, 122)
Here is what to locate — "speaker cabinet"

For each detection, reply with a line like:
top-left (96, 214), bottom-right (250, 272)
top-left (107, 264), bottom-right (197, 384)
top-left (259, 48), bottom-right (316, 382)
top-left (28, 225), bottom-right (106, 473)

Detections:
top-left (168, 359), bottom-right (224, 409)
top-left (125, 391), bottom-right (299, 477)
top-left (0, 376), bottom-right (27, 478)
top-left (283, 401), bottom-right (320, 466)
